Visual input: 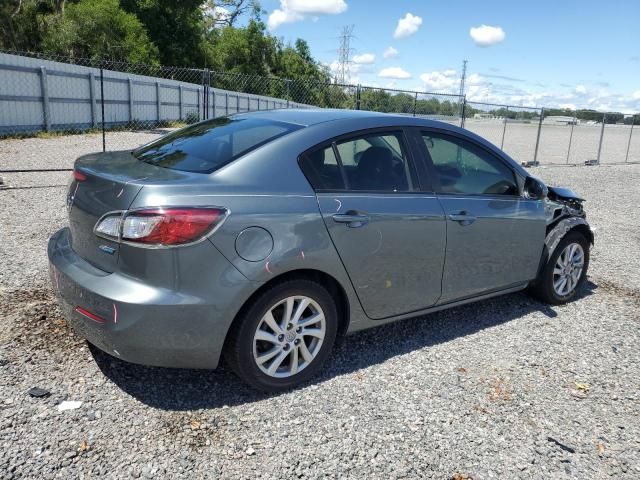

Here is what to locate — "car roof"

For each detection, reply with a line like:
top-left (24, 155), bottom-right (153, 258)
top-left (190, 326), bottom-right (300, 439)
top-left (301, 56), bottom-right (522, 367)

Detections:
top-left (234, 108), bottom-right (404, 127)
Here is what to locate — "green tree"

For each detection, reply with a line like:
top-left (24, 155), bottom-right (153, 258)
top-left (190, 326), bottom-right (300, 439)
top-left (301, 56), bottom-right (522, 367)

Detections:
top-left (40, 0), bottom-right (159, 63)
top-left (120, 0), bottom-right (206, 66)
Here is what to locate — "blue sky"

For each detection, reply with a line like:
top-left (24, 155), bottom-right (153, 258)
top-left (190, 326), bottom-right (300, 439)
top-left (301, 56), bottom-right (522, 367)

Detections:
top-left (257, 0), bottom-right (639, 113)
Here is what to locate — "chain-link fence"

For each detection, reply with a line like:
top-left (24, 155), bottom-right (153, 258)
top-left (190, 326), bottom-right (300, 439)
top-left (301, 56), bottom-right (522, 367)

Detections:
top-left (1, 50), bottom-right (638, 166)
top-left (464, 101), bottom-right (543, 164)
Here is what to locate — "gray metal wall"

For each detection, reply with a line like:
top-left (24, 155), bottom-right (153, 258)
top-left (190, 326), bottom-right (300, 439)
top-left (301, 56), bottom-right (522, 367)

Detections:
top-left (0, 53), bottom-right (312, 135)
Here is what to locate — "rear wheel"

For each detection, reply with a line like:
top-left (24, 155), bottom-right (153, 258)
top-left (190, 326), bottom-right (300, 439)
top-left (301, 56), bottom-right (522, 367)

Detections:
top-left (224, 280), bottom-right (338, 392)
top-left (530, 231), bottom-right (590, 304)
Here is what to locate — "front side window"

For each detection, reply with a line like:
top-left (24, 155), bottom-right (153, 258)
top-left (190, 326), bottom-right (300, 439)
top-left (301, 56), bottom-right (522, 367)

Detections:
top-left (422, 132), bottom-right (518, 196)
top-left (134, 117), bottom-right (301, 173)
top-left (300, 131), bottom-right (416, 192)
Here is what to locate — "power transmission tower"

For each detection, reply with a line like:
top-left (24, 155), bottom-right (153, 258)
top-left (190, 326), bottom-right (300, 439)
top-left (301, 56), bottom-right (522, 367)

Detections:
top-left (337, 25), bottom-right (355, 84)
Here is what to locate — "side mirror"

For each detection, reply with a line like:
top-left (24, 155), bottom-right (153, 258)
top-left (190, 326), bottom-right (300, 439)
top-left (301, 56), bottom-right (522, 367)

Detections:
top-left (523, 176), bottom-right (548, 200)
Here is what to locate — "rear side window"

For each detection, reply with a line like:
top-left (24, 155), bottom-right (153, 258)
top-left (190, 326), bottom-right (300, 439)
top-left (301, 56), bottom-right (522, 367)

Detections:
top-left (299, 131), bottom-right (416, 192)
top-left (133, 117), bottom-right (301, 173)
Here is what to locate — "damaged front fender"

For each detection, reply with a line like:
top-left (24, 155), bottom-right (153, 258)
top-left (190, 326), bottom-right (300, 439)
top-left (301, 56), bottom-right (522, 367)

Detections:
top-left (546, 216), bottom-right (594, 257)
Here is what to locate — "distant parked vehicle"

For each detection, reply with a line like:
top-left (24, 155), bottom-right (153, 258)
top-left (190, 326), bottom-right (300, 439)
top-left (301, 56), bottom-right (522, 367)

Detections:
top-left (48, 109), bottom-right (593, 391)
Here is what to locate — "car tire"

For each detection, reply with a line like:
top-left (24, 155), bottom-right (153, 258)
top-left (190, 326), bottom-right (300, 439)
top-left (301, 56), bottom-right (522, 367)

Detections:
top-left (224, 279), bottom-right (338, 392)
top-left (530, 230), bottom-right (590, 305)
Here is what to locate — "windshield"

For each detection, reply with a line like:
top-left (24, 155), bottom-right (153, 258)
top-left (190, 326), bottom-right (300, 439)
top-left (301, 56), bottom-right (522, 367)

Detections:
top-left (133, 117), bottom-right (302, 173)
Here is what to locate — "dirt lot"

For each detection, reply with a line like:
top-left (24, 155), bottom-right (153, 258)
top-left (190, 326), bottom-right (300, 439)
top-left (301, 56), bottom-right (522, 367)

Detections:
top-left (1, 133), bottom-right (639, 479)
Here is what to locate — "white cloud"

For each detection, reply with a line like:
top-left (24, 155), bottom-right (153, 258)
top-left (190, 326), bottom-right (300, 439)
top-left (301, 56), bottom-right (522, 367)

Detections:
top-left (394, 13), bottom-right (422, 39)
top-left (378, 67), bottom-right (412, 79)
top-left (632, 90), bottom-right (640, 100)
top-left (328, 60), bottom-right (362, 84)
top-left (575, 84), bottom-right (587, 95)
top-left (466, 73), bottom-right (485, 86)
top-left (268, 0), bottom-right (347, 30)
top-left (383, 46), bottom-right (398, 59)
top-left (419, 70), bottom-right (458, 92)
top-left (353, 53), bottom-right (375, 65)
top-left (469, 25), bottom-right (506, 47)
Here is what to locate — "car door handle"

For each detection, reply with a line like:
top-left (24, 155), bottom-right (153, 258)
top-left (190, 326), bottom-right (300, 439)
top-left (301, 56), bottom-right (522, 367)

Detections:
top-left (332, 213), bottom-right (370, 228)
top-left (448, 212), bottom-right (477, 225)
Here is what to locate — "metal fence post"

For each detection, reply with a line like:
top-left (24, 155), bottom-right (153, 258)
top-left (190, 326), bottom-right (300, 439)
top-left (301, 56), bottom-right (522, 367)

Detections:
top-left (155, 81), bottom-right (161, 122)
top-left (625, 115), bottom-right (635, 163)
top-left (412, 92), bottom-right (417, 117)
top-left (533, 107), bottom-right (544, 166)
top-left (225, 92), bottom-right (229, 116)
top-left (286, 80), bottom-right (291, 108)
top-left (211, 89), bottom-right (215, 118)
top-left (178, 85), bottom-right (183, 120)
top-left (128, 78), bottom-right (134, 123)
top-left (197, 86), bottom-right (201, 120)
top-left (356, 84), bottom-right (361, 110)
top-left (566, 112), bottom-right (576, 164)
top-left (596, 113), bottom-right (606, 164)
top-left (500, 106), bottom-right (509, 149)
top-left (39, 67), bottom-right (51, 132)
top-left (460, 96), bottom-right (466, 128)
top-left (89, 73), bottom-right (97, 128)
top-left (205, 69), bottom-right (210, 119)
top-left (100, 67), bottom-right (105, 152)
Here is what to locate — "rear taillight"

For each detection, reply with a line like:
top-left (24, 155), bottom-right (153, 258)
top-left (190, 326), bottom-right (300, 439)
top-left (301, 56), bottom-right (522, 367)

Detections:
top-left (73, 170), bottom-right (87, 182)
top-left (94, 207), bottom-right (228, 247)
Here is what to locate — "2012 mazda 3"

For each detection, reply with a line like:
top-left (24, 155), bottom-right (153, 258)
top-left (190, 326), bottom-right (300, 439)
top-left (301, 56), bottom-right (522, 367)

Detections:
top-left (48, 109), bottom-right (593, 391)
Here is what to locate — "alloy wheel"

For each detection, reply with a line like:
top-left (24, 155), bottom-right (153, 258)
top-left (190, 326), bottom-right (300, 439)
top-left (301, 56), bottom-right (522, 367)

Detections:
top-left (252, 296), bottom-right (326, 378)
top-left (552, 242), bottom-right (585, 296)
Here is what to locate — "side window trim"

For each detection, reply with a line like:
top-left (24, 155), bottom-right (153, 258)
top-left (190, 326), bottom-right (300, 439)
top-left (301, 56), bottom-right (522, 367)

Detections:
top-left (419, 128), bottom-right (520, 198)
top-left (331, 142), bottom-right (350, 189)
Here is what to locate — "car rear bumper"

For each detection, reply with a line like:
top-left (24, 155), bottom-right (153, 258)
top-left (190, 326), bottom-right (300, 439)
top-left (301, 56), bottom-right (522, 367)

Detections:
top-left (47, 227), bottom-right (256, 369)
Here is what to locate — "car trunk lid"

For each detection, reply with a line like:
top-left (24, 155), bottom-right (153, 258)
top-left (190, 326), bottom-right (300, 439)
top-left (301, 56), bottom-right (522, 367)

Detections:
top-left (68, 150), bottom-right (187, 272)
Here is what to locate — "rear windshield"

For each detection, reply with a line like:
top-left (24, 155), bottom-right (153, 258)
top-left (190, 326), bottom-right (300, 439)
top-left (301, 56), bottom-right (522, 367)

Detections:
top-left (133, 117), bottom-right (301, 173)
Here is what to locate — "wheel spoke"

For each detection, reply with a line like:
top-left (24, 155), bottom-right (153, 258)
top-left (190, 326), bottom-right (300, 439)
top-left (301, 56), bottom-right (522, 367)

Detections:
top-left (558, 277), bottom-right (568, 295)
top-left (291, 298), bottom-right (310, 325)
top-left (572, 269), bottom-right (581, 283)
top-left (553, 276), bottom-right (565, 291)
top-left (254, 329), bottom-right (280, 345)
top-left (267, 350), bottom-right (289, 375)
top-left (262, 310), bottom-right (283, 335)
top-left (298, 341), bottom-right (313, 362)
top-left (281, 297), bottom-right (294, 330)
top-left (297, 312), bottom-right (324, 328)
top-left (553, 266), bottom-right (564, 275)
top-left (289, 347), bottom-right (299, 375)
top-left (256, 347), bottom-right (281, 365)
top-left (301, 328), bottom-right (324, 339)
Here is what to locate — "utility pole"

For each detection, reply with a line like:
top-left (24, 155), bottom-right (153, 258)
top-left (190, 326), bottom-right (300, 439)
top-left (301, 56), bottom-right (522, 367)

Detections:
top-left (458, 60), bottom-right (467, 98)
top-left (458, 59), bottom-right (467, 119)
top-left (337, 25), bottom-right (355, 84)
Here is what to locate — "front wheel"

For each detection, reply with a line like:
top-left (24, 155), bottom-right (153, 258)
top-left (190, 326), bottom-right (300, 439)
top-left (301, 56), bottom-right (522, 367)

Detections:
top-left (224, 280), bottom-right (338, 392)
top-left (530, 231), bottom-right (590, 305)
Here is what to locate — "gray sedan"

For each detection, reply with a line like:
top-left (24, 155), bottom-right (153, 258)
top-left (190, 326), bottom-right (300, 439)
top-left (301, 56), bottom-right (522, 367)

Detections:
top-left (48, 109), bottom-right (593, 391)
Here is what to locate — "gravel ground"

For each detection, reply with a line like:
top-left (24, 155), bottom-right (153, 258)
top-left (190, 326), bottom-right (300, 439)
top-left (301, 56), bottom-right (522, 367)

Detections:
top-left (1, 134), bottom-right (639, 479)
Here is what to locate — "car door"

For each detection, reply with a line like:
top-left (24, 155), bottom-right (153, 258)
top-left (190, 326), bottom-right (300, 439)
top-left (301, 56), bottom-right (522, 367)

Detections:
top-left (418, 129), bottom-right (546, 304)
top-left (299, 129), bottom-right (446, 320)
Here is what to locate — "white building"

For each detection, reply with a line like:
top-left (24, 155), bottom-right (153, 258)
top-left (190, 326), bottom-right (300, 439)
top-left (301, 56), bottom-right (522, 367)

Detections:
top-left (544, 116), bottom-right (577, 125)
